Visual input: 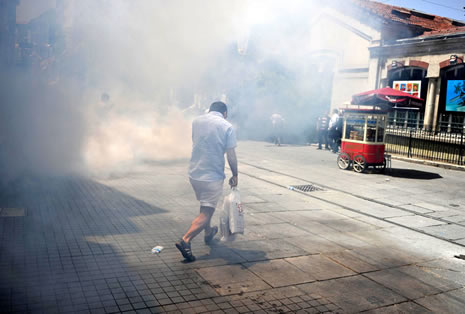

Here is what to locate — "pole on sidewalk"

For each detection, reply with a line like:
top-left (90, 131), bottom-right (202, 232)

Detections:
top-left (408, 129), bottom-right (412, 158)
top-left (460, 129), bottom-right (464, 165)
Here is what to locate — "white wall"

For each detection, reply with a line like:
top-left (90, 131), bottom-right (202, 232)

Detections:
top-left (307, 9), bottom-right (381, 109)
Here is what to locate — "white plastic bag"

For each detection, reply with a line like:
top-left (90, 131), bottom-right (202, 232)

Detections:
top-left (219, 193), bottom-right (235, 242)
top-left (228, 187), bottom-right (244, 235)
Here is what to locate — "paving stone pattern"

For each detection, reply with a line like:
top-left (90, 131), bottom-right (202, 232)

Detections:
top-left (1, 151), bottom-right (465, 313)
top-left (0, 165), bottom-right (341, 313)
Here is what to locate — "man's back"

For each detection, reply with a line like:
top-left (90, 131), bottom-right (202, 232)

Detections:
top-left (189, 111), bottom-right (236, 182)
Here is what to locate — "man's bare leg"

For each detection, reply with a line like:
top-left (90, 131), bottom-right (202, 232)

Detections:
top-left (182, 206), bottom-right (214, 243)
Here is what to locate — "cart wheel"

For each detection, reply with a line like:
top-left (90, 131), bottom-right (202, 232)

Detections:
top-left (337, 153), bottom-right (351, 170)
top-left (353, 155), bottom-right (366, 173)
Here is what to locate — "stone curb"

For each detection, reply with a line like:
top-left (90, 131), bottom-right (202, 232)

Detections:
top-left (391, 155), bottom-right (465, 172)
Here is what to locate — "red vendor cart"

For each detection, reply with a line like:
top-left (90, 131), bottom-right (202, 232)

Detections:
top-left (337, 87), bottom-right (424, 173)
top-left (337, 107), bottom-right (389, 172)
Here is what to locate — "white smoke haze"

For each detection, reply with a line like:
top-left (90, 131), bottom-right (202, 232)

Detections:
top-left (2, 0), bottom-right (330, 181)
top-left (83, 103), bottom-right (192, 175)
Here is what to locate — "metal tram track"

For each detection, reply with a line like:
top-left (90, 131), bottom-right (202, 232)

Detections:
top-left (238, 160), bottom-right (465, 250)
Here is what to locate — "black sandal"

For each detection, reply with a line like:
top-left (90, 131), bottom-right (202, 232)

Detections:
top-left (204, 226), bottom-right (218, 245)
top-left (175, 239), bottom-right (196, 262)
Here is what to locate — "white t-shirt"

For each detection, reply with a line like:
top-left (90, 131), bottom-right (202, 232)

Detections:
top-left (188, 111), bottom-right (237, 182)
top-left (329, 113), bottom-right (339, 129)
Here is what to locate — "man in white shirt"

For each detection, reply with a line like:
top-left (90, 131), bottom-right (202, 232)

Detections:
top-left (176, 101), bottom-right (238, 262)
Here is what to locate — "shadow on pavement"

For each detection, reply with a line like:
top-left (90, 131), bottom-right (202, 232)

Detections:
top-left (382, 168), bottom-right (442, 180)
top-left (201, 240), bottom-right (267, 266)
top-left (0, 175), bottom-right (167, 312)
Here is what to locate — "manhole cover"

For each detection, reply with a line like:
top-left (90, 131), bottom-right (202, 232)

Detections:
top-left (0, 208), bottom-right (26, 217)
top-left (289, 184), bottom-right (322, 192)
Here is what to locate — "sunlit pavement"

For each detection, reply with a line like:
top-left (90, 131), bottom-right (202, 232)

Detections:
top-left (1, 140), bottom-right (465, 313)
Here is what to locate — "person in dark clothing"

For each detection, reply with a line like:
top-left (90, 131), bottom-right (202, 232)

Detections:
top-left (316, 112), bottom-right (330, 150)
top-left (329, 109), bottom-right (342, 153)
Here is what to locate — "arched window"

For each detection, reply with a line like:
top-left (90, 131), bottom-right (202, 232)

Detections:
top-left (387, 66), bottom-right (428, 128)
top-left (438, 64), bottom-right (465, 132)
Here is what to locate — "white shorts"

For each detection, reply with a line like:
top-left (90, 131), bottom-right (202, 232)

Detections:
top-left (190, 178), bottom-right (224, 208)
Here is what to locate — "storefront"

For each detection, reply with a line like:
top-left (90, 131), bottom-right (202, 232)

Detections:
top-left (438, 60), bottom-right (465, 132)
top-left (387, 64), bottom-right (428, 128)
top-left (371, 29), bottom-right (465, 133)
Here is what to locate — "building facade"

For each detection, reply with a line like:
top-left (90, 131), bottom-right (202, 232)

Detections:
top-left (309, 0), bottom-right (465, 132)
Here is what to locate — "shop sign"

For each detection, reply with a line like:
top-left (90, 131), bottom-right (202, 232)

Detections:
top-left (393, 80), bottom-right (421, 98)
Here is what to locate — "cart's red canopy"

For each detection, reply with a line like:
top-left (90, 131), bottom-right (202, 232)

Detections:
top-left (352, 87), bottom-right (424, 110)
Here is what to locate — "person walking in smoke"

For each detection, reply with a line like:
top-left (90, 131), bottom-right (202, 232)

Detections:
top-left (270, 113), bottom-right (284, 146)
top-left (176, 101), bottom-right (238, 262)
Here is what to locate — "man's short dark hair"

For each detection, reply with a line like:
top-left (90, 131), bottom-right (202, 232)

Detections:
top-left (209, 101), bottom-right (228, 114)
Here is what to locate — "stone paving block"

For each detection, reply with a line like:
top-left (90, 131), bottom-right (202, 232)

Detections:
top-left (319, 231), bottom-right (373, 250)
top-left (316, 192), bottom-right (413, 218)
top-left (454, 238), bottom-right (465, 245)
top-left (413, 202), bottom-right (452, 212)
top-left (417, 259), bottom-right (465, 286)
top-left (269, 212), bottom-right (339, 234)
top-left (286, 255), bottom-right (355, 280)
top-left (363, 301), bottom-right (432, 313)
top-left (246, 223), bottom-right (313, 240)
top-left (382, 226), bottom-right (434, 243)
top-left (189, 247), bottom-right (247, 268)
top-left (419, 224), bottom-right (465, 241)
top-left (244, 202), bottom-right (285, 213)
top-left (427, 209), bottom-right (463, 218)
top-left (349, 215), bottom-right (395, 229)
top-left (415, 288), bottom-right (465, 313)
top-left (350, 246), bottom-right (423, 269)
top-left (244, 260), bottom-right (315, 288)
top-left (195, 265), bottom-right (271, 295)
top-left (320, 218), bottom-right (380, 233)
top-left (365, 266), bottom-right (451, 299)
top-left (294, 209), bottom-right (355, 222)
top-left (373, 197), bottom-right (410, 207)
top-left (442, 215), bottom-right (465, 223)
top-left (241, 195), bottom-right (266, 204)
top-left (230, 239), bottom-right (307, 261)
top-left (387, 215), bottom-right (446, 228)
top-left (398, 204), bottom-right (434, 214)
top-left (324, 250), bottom-right (379, 273)
top-left (347, 229), bottom-right (406, 248)
top-left (329, 206), bottom-right (365, 218)
top-left (297, 275), bottom-right (406, 312)
top-left (283, 235), bottom-right (346, 254)
top-left (244, 212), bottom-right (284, 226)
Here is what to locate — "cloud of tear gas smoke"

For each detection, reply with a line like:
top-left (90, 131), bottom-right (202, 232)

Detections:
top-left (3, 0), bottom-right (346, 181)
top-left (0, 73), bottom-right (85, 181)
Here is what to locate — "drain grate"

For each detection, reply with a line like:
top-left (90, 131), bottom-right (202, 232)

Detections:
top-left (289, 184), bottom-right (322, 192)
top-left (0, 208), bottom-right (26, 217)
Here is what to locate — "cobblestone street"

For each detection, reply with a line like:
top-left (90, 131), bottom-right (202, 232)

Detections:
top-left (1, 141), bottom-right (465, 313)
